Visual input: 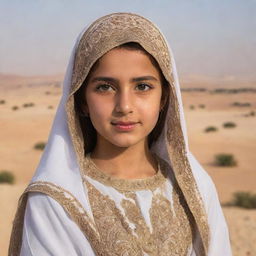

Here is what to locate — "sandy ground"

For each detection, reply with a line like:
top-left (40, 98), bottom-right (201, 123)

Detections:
top-left (0, 78), bottom-right (256, 255)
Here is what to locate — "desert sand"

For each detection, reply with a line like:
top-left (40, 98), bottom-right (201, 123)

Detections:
top-left (0, 74), bottom-right (255, 255)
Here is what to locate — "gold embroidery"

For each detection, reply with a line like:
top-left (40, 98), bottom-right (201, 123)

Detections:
top-left (85, 179), bottom-right (143, 256)
top-left (8, 192), bottom-right (28, 256)
top-left (82, 153), bottom-right (168, 192)
top-left (65, 12), bottom-right (210, 254)
top-left (121, 197), bottom-right (157, 255)
top-left (150, 184), bottom-right (193, 255)
top-left (84, 169), bottom-right (193, 256)
top-left (84, 155), bottom-right (195, 256)
top-left (121, 184), bottom-right (193, 255)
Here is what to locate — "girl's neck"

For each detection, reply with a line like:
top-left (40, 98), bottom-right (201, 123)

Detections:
top-left (89, 139), bottom-right (157, 179)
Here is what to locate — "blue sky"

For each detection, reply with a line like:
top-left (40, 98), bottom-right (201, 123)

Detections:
top-left (0, 0), bottom-right (255, 80)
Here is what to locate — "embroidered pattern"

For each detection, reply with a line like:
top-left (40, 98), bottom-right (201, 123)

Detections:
top-left (81, 153), bottom-right (168, 192)
top-left (149, 187), bottom-right (193, 255)
top-left (8, 192), bottom-right (28, 256)
top-left (84, 177), bottom-right (193, 255)
top-left (85, 180), bottom-right (143, 255)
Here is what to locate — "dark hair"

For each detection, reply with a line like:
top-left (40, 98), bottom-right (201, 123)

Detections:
top-left (74, 42), bottom-right (170, 154)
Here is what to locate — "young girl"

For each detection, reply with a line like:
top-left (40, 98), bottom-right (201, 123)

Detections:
top-left (9, 13), bottom-right (232, 256)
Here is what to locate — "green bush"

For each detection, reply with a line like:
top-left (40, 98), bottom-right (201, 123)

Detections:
top-left (214, 153), bottom-right (237, 167)
top-left (23, 103), bottom-right (35, 108)
top-left (0, 171), bottom-right (15, 184)
top-left (249, 111), bottom-right (255, 117)
top-left (34, 142), bottom-right (46, 150)
top-left (230, 192), bottom-right (256, 209)
top-left (204, 126), bottom-right (218, 132)
top-left (12, 106), bottom-right (19, 111)
top-left (232, 102), bottom-right (251, 107)
top-left (223, 122), bottom-right (236, 128)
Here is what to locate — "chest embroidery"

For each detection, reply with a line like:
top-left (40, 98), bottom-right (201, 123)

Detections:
top-left (85, 179), bottom-right (193, 256)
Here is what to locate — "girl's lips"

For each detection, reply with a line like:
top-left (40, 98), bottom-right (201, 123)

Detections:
top-left (111, 121), bottom-right (139, 131)
top-left (112, 121), bottom-right (138, 125)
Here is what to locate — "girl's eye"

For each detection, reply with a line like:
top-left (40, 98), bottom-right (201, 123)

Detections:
top-left (95, 83), bottom-right (152, 92)
top-left (95, 84), bottom-right (114, 92)
top-left (136, 83), bottom-right (152, 91)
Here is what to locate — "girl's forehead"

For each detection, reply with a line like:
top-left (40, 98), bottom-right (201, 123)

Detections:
top-left (89, 48), bottom-right (161, 80)
top-left (97, 48), bottom-right (152, 66)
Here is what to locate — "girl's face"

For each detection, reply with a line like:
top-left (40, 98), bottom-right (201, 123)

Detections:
top-left (84, 48), bottom-right (162, 149)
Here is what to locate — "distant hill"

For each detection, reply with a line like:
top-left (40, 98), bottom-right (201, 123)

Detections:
top-left (180, 74), bottom-right (256, 89)
top-left (0, 73), bottom-right (255, 90)
top-left (0, 73), bottom-right (64, 89)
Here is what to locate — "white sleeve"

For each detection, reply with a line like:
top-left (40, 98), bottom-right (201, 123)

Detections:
top-left (206, 178), bottom-right (233, 255)
top-left (20, 193), bottom-right (95, 256)
top-left (188, 153), bottom-right (233, 256)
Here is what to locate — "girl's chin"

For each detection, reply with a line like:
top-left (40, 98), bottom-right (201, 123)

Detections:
top-left (104, 136), bottom-right (146, 149)
top-left (110, 140), bottom-right (142, 149)
top-left (96, 131), bottom-right (149, 150)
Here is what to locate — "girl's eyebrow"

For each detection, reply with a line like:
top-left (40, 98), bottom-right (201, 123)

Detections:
top-left (132, 76), bottom-right (158, 82)
top-left (90, 76), bottom-right (159, 83)
top-left (91, 77), bottom-right (116, 83)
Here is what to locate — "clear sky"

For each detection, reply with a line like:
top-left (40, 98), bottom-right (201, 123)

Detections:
top-left (0, 0), bottom-right (255, 81)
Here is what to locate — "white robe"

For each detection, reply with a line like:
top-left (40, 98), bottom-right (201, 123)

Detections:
top-left (20, 154), bottom-right (232, 255)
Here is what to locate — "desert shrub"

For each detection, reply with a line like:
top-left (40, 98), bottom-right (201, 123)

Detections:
top-left (0, 170), bottom-right (15, 184)
top-left (229, 192), bottom-right (256, 209)
top-left (204, 126), bottom-right (218, 132)
top-left (12, 106), bottom-right (19, 111)
top-left (213, 88), bottom-right (256, 94)
top-left (232, 102), bottom-right (239, 106)
top-left (189, 105), bottom-right (195, 110)
top-left (0, 100), bottom-right (5, 104)
top-left (34, 142), bottom-right (46, 150)
top-left (23, 103), bottom-right (35, 108)
top-left (223, 122), bottom-right (236, 128)
top-left (54, 82), bottom-right (61, 87)
top-left (48, 105), bottom-right (53, 109)
top-left (214, 153), bottom-right (237, 167)
top-left (181, 88), bottom-right (207, 92)
top-left (232, 102), bottom-right (251, 107)
top-left (45, 91), bottom-right (51, 95)
top-left (249, 111), bottom-right (255, 116)
top-left (199, 104), bottom-right (205, 109)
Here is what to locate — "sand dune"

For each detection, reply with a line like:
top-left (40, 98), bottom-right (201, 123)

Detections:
top-left (0, 75), bottom-right (256, 255)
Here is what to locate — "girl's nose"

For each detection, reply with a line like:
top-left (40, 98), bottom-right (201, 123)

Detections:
top-left (114, 90), bottom-right (133, 115)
